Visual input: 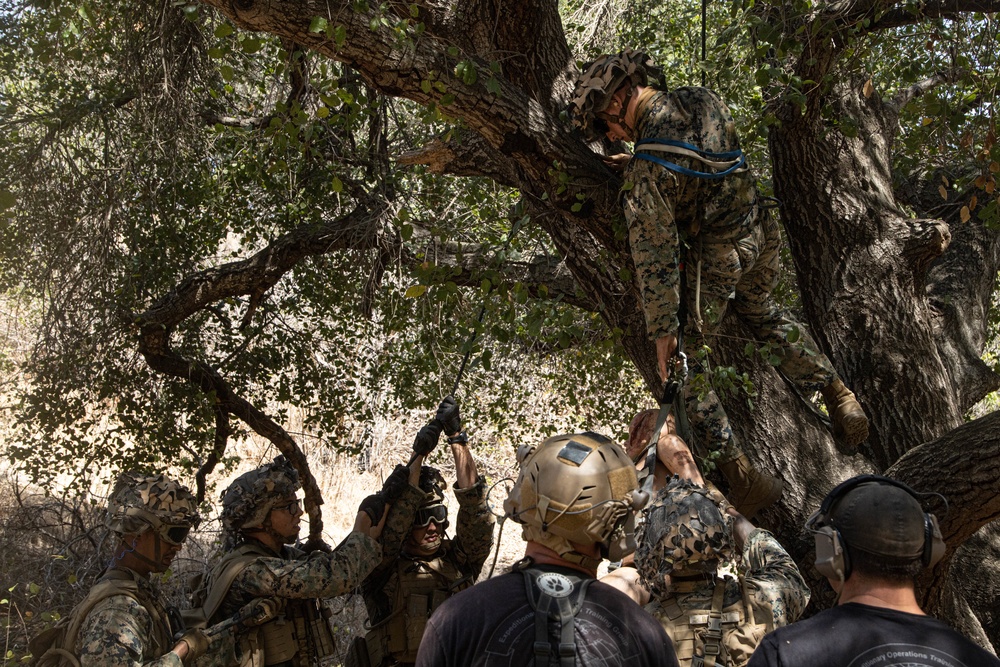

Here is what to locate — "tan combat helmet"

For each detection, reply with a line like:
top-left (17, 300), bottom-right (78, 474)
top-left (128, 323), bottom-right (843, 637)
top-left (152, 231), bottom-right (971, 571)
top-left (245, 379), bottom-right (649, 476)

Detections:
top-left (569, 48), bottom-right (663, 141)
top-left (220, 455), bottom-right (301, 535)
top-left (504, 432), bottom-right (646, 569)
top-left (634, 477), bottom-right (734, 597)
top-left (105, 471), bottom-right (201, 543)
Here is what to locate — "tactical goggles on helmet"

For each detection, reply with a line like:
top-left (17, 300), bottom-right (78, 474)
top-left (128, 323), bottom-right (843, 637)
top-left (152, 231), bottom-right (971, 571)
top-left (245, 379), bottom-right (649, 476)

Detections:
top-left (124, 506), bottom-right (199, 545)
top-left (413, 504), bottom-right (448, 528)
top-left (156, 523), bottom-right (193, 546)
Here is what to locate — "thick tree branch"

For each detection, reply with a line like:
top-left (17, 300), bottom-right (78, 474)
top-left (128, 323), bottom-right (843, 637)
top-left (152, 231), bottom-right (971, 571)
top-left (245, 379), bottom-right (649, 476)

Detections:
top-left (194, 0), bottom-right (624, 250)
top-left (137, 196), bottom-right (394, 330)
top-left (891, 72), bottom-right (954, 112)
top-left (397, 133), bottom-right (523, 187)
top-left (871, 0), bottom-right (1000, 31)
top-left (888, 411), bottom-right (1000, 612)
top-left (137, 328), bottom-right (329, 544)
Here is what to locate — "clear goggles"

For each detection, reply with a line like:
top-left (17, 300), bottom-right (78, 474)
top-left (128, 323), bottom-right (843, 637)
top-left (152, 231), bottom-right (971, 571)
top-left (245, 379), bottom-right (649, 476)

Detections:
top-left (413, 504), bottom-right (448, 528)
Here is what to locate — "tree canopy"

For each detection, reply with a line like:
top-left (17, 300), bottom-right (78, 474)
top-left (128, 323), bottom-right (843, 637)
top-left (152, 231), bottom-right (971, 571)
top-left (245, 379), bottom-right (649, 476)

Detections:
top-left (2, 0), bottom-right (1000, 644)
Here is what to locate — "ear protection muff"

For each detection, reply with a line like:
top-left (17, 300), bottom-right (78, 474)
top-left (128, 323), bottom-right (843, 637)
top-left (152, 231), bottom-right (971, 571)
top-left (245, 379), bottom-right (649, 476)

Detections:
top-left (806, 474), bottom-right (947, 582)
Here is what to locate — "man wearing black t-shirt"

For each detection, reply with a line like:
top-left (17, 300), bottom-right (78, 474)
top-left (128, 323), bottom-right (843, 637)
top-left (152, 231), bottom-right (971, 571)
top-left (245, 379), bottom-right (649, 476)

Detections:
top-left (748, 475), bottom-right (1000, 667)
top-left (414, 433), bottom-right (678, 667)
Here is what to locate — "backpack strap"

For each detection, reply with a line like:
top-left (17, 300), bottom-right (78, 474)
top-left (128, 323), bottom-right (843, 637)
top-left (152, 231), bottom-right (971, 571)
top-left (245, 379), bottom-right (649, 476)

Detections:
top-left (520, 567), bottom-right (592, 667)
top-left (199, 544), bottom-right (263, 623)
top-left (63, 573), bottom-right (142, 658)
top-left (694, 581), bottom-right (728, 667)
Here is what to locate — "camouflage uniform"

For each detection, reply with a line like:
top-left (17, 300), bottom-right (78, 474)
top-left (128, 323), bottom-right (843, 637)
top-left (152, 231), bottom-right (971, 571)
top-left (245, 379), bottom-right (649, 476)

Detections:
top-left (76, 569), bottom-right (180, 667)
top-left (358, 474), bottom-right (495, 667)
top-left (200, 457), bottom-right (383, 667)
top-left (623, 86), bottom-right (837, 459)
top-left (73, 472), bottom-right (203, 667)
top-left (635, 479), bottom-right (809, 667)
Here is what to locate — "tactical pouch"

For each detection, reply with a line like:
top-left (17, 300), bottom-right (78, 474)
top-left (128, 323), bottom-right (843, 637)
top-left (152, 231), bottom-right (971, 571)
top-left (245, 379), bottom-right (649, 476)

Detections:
top-left (304, 603), bottom-right (336, 661)
top-left (404, 593), bottom-right (430, 660)
top-left (260, 616), bottom-right (298, 665)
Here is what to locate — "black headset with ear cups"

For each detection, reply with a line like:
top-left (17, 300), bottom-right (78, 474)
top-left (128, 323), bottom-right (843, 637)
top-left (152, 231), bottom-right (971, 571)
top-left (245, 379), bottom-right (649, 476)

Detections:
top-left (805, 474), bottom-right (946, 582)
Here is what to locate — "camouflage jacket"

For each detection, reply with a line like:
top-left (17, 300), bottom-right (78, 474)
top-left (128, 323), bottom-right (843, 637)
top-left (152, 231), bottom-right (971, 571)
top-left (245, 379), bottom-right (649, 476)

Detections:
top-left (622, 87), bottom-right (759, 339)
top-left (361, 477), bottom-right (495, 625)
top-left (216, 532), bottom-right (381, 618)
top-left (76, 568), bottom-right (181, 667)
top-left (647, 528), bottom-right (810, 629)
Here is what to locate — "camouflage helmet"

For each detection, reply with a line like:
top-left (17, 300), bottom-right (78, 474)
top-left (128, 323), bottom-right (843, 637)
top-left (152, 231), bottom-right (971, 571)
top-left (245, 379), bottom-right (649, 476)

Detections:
top-left (569, 48), bottom-right (663, 141)
top-left (220, 456), bottom-right (301, 533)
top-left (504, 432), bottom-right (645, 566)
top-left (105, 472), bottom-right (201, 537)
top-left (635, 477), bottom-right (734, 597)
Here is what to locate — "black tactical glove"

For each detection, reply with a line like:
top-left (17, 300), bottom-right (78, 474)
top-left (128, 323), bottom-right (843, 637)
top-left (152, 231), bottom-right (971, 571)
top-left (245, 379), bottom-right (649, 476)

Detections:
top-left (380, 464), bottom-right (410, 504)
top-left (435, 395), bottom-right (462, 435)
top-left (359, 493), bottom-right (386, 525)
top-left (412, 421), bottom-right (443, 456)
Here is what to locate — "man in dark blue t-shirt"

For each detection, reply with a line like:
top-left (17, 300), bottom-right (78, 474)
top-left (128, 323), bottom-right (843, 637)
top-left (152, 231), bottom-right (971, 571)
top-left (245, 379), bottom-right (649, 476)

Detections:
top-left (415, 432), bottom-right (678, 667)
top-left (748, 475), bottom-right (1000, 667)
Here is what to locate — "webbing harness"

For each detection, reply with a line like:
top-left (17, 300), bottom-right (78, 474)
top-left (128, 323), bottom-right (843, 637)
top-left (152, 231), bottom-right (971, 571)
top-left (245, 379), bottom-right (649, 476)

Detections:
top-left (634, 139), bottom-right (747, 181)
top-left (520, 567), bottom-right (593, 667)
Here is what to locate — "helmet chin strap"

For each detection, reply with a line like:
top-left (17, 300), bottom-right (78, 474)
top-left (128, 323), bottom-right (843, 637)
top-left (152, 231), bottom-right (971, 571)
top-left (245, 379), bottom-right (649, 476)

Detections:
top-left (614, 84), bottom-right (638, 138)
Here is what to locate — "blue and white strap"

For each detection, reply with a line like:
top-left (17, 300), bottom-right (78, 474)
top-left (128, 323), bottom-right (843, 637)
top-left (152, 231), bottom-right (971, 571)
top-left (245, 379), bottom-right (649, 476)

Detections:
top-left (634, 138), bottom-right (747, 180)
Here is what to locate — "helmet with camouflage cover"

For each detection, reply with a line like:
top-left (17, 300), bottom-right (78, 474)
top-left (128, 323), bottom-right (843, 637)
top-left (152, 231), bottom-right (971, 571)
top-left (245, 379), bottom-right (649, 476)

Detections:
top-left (105, 471), bottom-right (201, 538)
top-left (221, 456), bottom-right (301, 534)
top-left (569, 48), bottom-right (664, 141)
top-left (503, 432), bottom-right (646, 568)
top-left (635, 477), bottom-right (734, 597)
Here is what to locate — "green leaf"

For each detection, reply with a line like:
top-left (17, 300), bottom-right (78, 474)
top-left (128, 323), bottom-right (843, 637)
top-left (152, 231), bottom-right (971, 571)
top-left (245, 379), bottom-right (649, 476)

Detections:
top-left (220, 65), bottom-right (234, 81)
top-left (786, 326), bottom-right (800, 343)
top-left (28, 582), bottom-right (40, 595)
top-left (404, 285), bottom-right (428, 298)
top-left (333, 25), bottom-right (347, 47)
top-left (440, 94), bottom-right (455, 106)
top-left (331, 177), bottom-right (343, 192)
top-left (241, 37), bottom-right (263, 53)
top-left (316, 106), bottom-right (330, 119)
top-left (309, 17), bottom-right (328, 33)
top-left (401, 224), bottom-right (414, 241)
top-left (214, 23), bottom-right (234, 38)
top-left (485, 77), bottom-right (501, 95)
top-left (409, 3), bottom-right (420, 16)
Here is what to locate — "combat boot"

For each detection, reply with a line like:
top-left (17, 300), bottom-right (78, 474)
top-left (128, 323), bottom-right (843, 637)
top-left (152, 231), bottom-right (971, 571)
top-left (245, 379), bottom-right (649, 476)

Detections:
top-left (717, 453), bottom-right (783, 520)
top-left (820, 378), bottom-right (869, 451)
